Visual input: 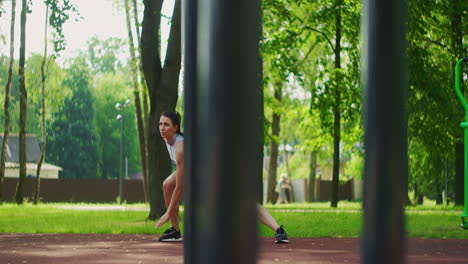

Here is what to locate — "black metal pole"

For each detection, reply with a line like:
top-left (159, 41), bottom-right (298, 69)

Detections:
top-left (361, 0), bottom-right (408, 263)
top-left (254, 5), bottom-right (264, 205)
top-left (184, 0), bottom-right (260, 263)
top-left (182, 0), bottom-right (197, 261)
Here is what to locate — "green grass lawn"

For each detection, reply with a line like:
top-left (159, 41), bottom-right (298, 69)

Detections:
top-left (0, 202), bottom-right (467, 239)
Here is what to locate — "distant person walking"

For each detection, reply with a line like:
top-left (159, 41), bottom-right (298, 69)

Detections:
top-left (276, 174), bottom-right (292, 205)
top-left (155, 111), bottom-right (289, 243)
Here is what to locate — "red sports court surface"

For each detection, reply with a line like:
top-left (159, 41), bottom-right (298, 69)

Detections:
top-left (1, 233), bottom-right (467, 263)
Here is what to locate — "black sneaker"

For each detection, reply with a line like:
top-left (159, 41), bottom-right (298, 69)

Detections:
top-left (162, 226), bottom-right (176, 235)
top-left (275, 225), bottom-right (289, 244)
top-left (159, 227), bottom-right (182, 242)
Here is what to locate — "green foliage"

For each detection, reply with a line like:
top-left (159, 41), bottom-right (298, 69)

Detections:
top-left (46, 56), bottom-right (99, 178)
top-left (261, 0), bottom-right (465, 204)
top-left (93, 73), bottom-right (126, 179)
top-left (45, 0), bottom-right (81, 55)
top-left (406, 0), bottom-right (468, 201)
top-left (277, 151), bottom-right (310, 179)
top-left (26, 53), bottom-right (70, 123)
top-left (1, 0), bottom-right (465, 210)
top-left (408, 141), bottom-right (453, 203)
top-left (82, 36), bottom-right (128, 74)
top-left (262, 0), bottom-right (362, 187)
top-left (1, 35), bottom-right (143, 180)
top-left (344, 152), bottom-right (363, 180)
top-left (0, 55), bottom-right (19, 132)
top-left (308, 0), bottom-right (362, 137)
top-left (92, 72), bottom-right (140, 179)
top-left (0, 54), bottom-right (68, 135)
top-left (262, 0), bottom-right (306, 145)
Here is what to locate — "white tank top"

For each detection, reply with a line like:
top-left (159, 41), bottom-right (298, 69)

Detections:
top-left (165, 134), bottom-right (183, 164)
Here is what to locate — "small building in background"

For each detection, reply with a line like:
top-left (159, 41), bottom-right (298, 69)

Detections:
top-left (0, 134), bottom-right (62, 179)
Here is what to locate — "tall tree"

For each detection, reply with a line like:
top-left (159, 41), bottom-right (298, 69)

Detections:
top-left (330, 0), bottom-right (342, 208)
top-left (263, 0), bottom-right (334, 203)
top-left (34, 3), bottom-right (49, 204)
top-left (0, 0), bottom-right (16, 204)
top-left (132, 0), bottom-right (151, 167)
top-left (33, 0), bottom-right (78, 203)
top-left (124, 0), bottom-right (149, 202)
top-left (262, 0), bottom-right (303, 203)
top-left (132, 0), bottom-right (151, 202)
top-left (261, 0), bottom-right (361, 206)
top-left (308, 0), bottom-right (361, 207)
top-left (298, 28), bottom-right (330, 202)
top-left (46, 56), bottom-right (99, 179)
top-left (266, 82), bottom-right (282, 203)
top-left (141, 0), bottom-right (181, 219)
top-left (15, 0), bottom-right (28, 204)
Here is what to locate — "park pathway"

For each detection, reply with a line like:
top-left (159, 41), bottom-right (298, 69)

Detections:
top-left (1, 233), bottom-right (467, 263)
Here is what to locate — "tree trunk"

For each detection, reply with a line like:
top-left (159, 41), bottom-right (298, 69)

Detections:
top-left (308, 150), bottom-right (317, 202)
top-left (445, 157), bottom-right (449, 206)
top-left (435, 193), bottom-right (443, 205)
top-left (136, 0), bottom-right (152, 140)
top-left (266, 84), bottom-right (282, 203)
top-left (132, 0), bottom-right (150, 201)
top-left (414, 184), bottom-right (424, 205)
top-left (435, 173), bottom-right (443, 205)
top-left (449, 0), bottom-right (463, 59)
top-left (284, 141), bottom-right (291, 176)
top-left (34, 4), bottom-right (49, 204)
top-left (124, 0), bottom-right (149, 203)
top-left (142, 0), bottom-right (181, 220)
top-left (141, 81), bottom-right (150, 195)
top-left (0, 0), bottom-right (16, 204)
top-left (266, 130), bottom-right (279, 204)
top-left (15, 0), bottom-right (28, 205)
top-left (142, 0), bottom-right (164, 219)
top-left (455, 142), bottom-right (464, 205)
top-left (330, 0), bottom-right (342, 208)
top-left (416, 195), bottom-right (423, 205)
top-left (132, 0), bottom-right (141, 44)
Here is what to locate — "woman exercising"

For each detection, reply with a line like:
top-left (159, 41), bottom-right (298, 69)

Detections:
top-left (155, 111), bottom-right (288, 243)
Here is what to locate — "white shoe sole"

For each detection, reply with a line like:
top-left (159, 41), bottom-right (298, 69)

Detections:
top-left (159, 237), bottom-right (183, 242)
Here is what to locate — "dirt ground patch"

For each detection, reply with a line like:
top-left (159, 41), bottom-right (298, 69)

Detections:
top-left (1, 233), bottom-right (467, 264)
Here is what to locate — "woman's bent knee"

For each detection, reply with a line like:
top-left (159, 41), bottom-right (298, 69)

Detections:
top-left (163, 178), bottom-right (175, 192)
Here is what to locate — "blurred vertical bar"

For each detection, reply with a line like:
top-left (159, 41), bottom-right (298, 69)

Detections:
top-left (255, 5), bottom-right (264, 205)
top-left (361, 0), bottom-right (408, 263)
top-left (182, 0), bottom-right (197, 262)
top-left (184, 0), bottom-right (260, 263)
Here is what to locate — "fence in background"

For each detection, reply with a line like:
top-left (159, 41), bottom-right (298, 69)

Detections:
top-left (3, 177), bottom-right (363, 204)
top-left (2, 178), bottom-right (145, 203)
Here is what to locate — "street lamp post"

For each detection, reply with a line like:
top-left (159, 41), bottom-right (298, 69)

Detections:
top-left (116, 99), bottom-right (131, 204)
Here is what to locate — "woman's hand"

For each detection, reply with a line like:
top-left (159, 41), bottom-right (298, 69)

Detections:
top-left (155, 212), bottom-right (170, 229)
